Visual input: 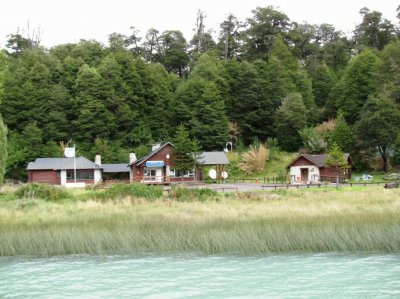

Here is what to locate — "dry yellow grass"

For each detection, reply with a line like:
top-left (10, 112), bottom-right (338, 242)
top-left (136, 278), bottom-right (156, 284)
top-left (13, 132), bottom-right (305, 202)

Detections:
top-left (0, 187), bottom-right (399, 256)
top-left (239, 144), bottom-right (269, 174)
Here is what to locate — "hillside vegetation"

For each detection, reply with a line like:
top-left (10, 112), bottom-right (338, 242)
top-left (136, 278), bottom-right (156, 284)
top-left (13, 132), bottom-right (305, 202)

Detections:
top-left (1, 6), bottom-right (400, 181)
top-left (226, 148), bottom-right (296, 180)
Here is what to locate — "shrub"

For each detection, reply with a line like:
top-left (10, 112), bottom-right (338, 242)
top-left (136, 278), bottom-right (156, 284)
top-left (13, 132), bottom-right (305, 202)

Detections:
top-left (98, 184), bottom-right (163, 201)
top-left (239, 144), bottom-right (269, 174)
top-left (14, 183), bottom-right (69, 201)
top-left (170, 187), bottom-right (219, 202)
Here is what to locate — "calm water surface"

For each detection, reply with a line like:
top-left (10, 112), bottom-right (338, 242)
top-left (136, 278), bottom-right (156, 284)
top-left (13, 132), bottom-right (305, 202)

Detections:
top-left (0, 253), bottom-right (399, 298)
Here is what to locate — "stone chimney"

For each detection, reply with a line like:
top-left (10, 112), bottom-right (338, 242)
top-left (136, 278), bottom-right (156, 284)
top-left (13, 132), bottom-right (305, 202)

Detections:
top-left (152, 142), bottom-right (162, 151)
top-left (129, 153), bottom-right (137, 164)
top-left (95, 154), bottom-right (101, 166)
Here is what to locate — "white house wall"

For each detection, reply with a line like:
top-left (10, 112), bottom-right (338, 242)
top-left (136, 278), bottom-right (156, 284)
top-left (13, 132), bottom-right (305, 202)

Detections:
top-left (289, 166), bottom-right (320, 183)
top-left (60, 170), bottom-right (67, 186)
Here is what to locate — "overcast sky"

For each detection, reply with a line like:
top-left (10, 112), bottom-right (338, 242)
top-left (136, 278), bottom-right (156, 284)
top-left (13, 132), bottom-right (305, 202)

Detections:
top-left (0, 0), bottom-right (398, 48)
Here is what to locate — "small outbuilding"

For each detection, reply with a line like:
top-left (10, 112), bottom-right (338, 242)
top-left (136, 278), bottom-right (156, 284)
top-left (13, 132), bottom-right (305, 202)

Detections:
top-left (27, 156), bottom-right (102, 186)
top-left (27, 155), bottom-right (131, 186)
top-left (197, 151), bottom-right (230, 180)
top-left (287, 153), bottom-right (352, 183)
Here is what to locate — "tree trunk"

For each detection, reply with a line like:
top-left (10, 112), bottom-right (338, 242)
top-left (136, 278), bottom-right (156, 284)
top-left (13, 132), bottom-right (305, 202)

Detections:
top-left (224, 30), bottom-right (229, 60)
top-left (336, 166), bottom-right (339, 189)
top-left (379, 146), bottom-right (388, 173)
top-left (382, 154), bottom-right (388, 173)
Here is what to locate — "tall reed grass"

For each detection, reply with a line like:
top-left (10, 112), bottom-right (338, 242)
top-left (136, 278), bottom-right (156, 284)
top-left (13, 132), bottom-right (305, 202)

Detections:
top-left (0, 187), bottom-right (399, 256)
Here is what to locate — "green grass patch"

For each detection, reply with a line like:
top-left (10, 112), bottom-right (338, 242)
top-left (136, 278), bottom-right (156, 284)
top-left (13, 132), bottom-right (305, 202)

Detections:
top-left (170, 187), bottom-right (219, 202)
top-left (13, 183), bottom-right (69, 201)
top-left (93, 183), bottom-right (163, 201)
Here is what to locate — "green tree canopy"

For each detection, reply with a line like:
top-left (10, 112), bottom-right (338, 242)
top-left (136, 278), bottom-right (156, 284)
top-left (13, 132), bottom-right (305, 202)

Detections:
top-left (172, 125), bottom-right (201, 172)
top-left (355, 94), bottom-right (400, 172)
top-left (275, 93), bottom-right (308, 151)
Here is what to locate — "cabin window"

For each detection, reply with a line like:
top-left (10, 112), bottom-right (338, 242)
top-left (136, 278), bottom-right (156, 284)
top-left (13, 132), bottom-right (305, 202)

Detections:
top-left (76, 171), bottom-right (94, 180)
top-left (311, 174), bottom-right (319, 182)
top-left (144, 168), bottom-right (156, 177)
top-left (170, 169), bottom-right (194, 177)
top-left (178, 170), bottom-right (194, 177)
top-left (66, 171), bottom-right (94, 180)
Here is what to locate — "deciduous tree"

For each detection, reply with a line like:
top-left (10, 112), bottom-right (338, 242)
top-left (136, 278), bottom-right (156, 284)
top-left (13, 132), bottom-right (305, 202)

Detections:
top-left (355, 94), bottom-right (400, 172)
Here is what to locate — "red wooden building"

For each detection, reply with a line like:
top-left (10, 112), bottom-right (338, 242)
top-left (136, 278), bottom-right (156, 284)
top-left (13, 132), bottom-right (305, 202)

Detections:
top-left (27, 157), bottom-right (102, 185)
top-left (129, 142), bottom-right (230, 184)
top-left (129, 142), bottom-right (196, 184)
top-left (287, 153), bottom-right (352, 183)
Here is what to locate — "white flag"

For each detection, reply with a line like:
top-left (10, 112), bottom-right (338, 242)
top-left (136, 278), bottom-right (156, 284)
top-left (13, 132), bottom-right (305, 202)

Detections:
top-left (64, 147), bottom-right (75, 158)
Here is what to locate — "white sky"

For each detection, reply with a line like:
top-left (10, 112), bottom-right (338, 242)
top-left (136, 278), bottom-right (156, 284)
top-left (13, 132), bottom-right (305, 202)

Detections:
top-left (0, 0), bottom-right (398, 48)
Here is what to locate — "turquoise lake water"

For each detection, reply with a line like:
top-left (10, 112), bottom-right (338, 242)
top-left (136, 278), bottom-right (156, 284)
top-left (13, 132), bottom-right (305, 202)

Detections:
top-left (1, 254), bottom-right (399, 298)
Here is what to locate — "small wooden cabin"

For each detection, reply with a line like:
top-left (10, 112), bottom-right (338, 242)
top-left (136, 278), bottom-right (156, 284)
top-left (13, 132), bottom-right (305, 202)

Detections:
top-left (288, 153), bottom-right (352, 183)
top-left (129, 142), bottom-right (197, 184)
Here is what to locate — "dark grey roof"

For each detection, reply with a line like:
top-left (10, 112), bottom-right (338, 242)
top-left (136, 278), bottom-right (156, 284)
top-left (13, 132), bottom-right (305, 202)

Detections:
top-left (197, 152), bottom-right (230, 165)
top-left (289, 153), bottom-right (351, 168)
top-left (132, 142), bottom-right (173, 166)
top-left (27, 157), bottom-right (100, 170)
top-left (102, 163), bottom-right (130, 173)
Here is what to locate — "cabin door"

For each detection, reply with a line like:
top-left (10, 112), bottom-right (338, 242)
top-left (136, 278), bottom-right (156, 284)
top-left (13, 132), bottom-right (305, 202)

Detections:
top-left (301, 168), bottom-right (309, 182)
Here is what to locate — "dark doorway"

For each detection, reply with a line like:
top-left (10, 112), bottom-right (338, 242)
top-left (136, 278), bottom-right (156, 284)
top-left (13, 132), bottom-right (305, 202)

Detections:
top-left (301, 168), bottom-right (309, 182)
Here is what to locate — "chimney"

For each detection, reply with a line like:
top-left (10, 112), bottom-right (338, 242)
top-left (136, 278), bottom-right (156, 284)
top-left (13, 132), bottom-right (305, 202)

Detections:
top-left (152, 142), bottom-right (162, 151)
top-left (129, 153), bottom-right (137, 164)
top-left (95, 154), bottom-right (101, 166)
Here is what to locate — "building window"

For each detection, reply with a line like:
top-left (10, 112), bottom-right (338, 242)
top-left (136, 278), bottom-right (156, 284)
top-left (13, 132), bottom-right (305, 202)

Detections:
top-left (172, 169), bottom-right (194, 177)
top-left (144, 168), bottom-right (156, 177)
top-left (66, 171), bottom-right (94, 180)
top-left (311, 174), bottom-right (319, 182)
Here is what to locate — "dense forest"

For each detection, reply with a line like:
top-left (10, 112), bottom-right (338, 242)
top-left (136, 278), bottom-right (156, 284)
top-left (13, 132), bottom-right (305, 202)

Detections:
top-left (1, 6), bottom-right (400, 180)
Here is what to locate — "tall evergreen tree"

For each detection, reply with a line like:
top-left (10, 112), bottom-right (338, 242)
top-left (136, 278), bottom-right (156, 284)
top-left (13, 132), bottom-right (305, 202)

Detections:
top-left (326, 143), bottom-right (349, 188)
top-left (244, 6), bottom-right (290, 60)
top-left (172, 125), bottom-right (201, 173)
top-left (0, 115), bottom-right (6, 186)
top-left (336, 49), bottom-right (381, 124)
top-left (329, 110), bottom-right (354, 153)
top-left (306, 60), bottom-right (336, 109)
top-left (274, 93), bottom-right (308, 151)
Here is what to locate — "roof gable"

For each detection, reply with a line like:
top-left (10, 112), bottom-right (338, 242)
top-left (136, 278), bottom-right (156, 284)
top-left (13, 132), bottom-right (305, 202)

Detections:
top-left (288, 153), bottom-right (352, 168)
top-left (132, 142), bottom-right (173, 166)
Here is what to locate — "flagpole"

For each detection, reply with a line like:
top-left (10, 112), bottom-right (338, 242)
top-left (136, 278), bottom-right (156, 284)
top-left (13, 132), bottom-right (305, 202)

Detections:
top-left (74, 144), bottom-right (76, 183)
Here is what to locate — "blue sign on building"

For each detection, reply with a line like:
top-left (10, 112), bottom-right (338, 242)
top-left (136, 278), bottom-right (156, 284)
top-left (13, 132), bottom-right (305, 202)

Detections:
top-left (145, 161), bottom-right (165, 167)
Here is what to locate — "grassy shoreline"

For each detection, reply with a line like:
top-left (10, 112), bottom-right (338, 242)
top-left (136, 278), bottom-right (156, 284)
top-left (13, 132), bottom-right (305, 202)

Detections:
top-left (1, 187), bottom-right (400, 256)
